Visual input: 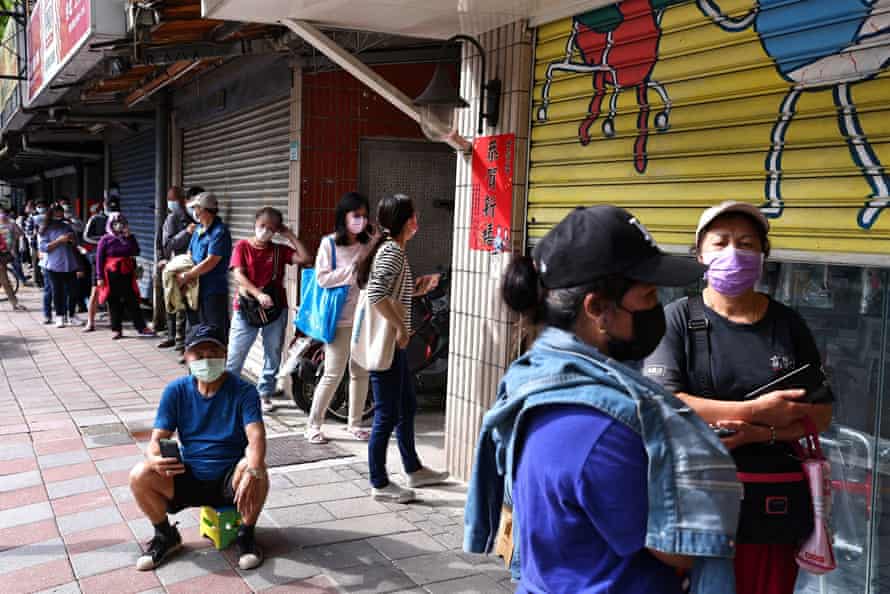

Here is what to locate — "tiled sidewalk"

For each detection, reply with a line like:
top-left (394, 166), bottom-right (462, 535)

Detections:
top-left (0, 287), bottom-right (512, 594)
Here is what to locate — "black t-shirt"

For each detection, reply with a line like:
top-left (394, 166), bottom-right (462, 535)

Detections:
top-left (643, 295), bottom-right (833, 469)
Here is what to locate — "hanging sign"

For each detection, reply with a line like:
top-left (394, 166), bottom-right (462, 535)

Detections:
top-left (470, 133), bottom-right (515, 252)
top-left (28, 0), bottom-right (92, 105)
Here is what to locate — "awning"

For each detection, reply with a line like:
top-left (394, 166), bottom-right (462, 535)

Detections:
top-left (202, 0), bottom-right (617, 39)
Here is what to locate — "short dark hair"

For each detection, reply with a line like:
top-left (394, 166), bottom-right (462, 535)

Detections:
top-left (187, 186), bottom-right (205, 198)
top-left (255, 206), bottom-right (283, 228)
top-left (334, 192), bottom-right (371, 246)
top-left (502, 255), bottom-right (629, 330)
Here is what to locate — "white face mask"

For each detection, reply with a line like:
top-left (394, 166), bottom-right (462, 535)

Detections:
top-left (255, 226), bottom-right (274, 242)
top-left (346, 213), bottom-right (367, 235)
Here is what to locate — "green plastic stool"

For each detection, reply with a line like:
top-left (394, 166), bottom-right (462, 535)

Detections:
top-left (199, 505), bottom-right (241, 550)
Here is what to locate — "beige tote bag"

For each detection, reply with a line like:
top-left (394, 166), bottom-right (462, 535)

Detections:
top-left (350, 256), bottom-right (406, 372)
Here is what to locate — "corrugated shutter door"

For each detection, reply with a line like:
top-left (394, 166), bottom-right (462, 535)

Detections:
top-left (530, 1), bottom-right (890, 254)
top-left (111, 130), bottom-right (156, 297)
top-left (182, 98), bottom-right (290, 381)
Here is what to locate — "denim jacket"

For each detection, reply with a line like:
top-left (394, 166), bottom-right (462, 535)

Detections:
top-left (463, 328), bottom-right (743, 594)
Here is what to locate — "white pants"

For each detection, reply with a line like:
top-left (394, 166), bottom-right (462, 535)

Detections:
top-left (308, 325), bottom-right (370, 430)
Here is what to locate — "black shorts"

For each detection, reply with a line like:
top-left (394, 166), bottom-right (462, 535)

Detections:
top-left (167, 463), bottom-right (238, 514)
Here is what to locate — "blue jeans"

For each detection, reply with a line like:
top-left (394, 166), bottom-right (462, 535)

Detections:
top-left (42, 268), bottom-right (52, 318)
top-left (225, 309), bottom-right (286, 396)
top-left (368, 349), bottom-right (422, 488)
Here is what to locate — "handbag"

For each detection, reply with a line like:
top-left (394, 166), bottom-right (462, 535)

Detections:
top-left (238, 246), bottom-right (285, 327)
top-left (294, 237), bottom-right (350, 343)
top-left (350, 245), bottom-right (406, 371)
top-left (794, 416), bottom-right (837, 575)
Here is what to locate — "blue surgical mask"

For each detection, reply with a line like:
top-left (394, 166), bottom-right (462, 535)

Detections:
top-left (188, 358), bottom-right (226, 383)
top-left (167, 201), bottom-right (180, 213)
top-left (36, 207), bottom-right (46, 214)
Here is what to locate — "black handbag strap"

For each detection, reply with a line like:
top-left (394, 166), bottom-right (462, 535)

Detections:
top-left (270, 245), bottom-right (280, 282)
top-left (687, 295), bottom-right (715, 397)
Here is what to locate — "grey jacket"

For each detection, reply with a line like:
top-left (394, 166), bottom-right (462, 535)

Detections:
top-left (162, 208), bottom-right (193, 260)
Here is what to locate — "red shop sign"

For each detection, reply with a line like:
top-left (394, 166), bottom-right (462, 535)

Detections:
top-left (470, 133), bottom-right (515, 252)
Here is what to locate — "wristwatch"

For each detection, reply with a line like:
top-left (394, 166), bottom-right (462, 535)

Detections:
top-left (245, 467), bottom-right (268, 481)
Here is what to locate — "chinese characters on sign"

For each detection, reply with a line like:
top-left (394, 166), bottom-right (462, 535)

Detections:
top-left (470, 133), bottom-right (515, 252)
top-left (27, 0), bottom-right (92, 105)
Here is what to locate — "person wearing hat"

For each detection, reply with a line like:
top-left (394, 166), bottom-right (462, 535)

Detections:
top-left (82, 188), bottom-right (122, 332)
top-left (643, 201), bottom-right (834, 594)
top-left (177, 191), bottom-right (232, 339)
top-left (156, 186), bottom-right (197, 352)
top-left (129, 323), bottom-right (268, 572)
top-left (464, 205), bottom-right (743, 593)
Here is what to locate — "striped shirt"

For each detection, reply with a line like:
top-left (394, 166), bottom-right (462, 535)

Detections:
top-left (367, 240), bottom-right (413, 332)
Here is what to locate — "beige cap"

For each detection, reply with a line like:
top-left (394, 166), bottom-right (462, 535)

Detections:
top-left (695, 201), bottom-right (770, 247)
top-left (186, 191), bottom-right (218, 210)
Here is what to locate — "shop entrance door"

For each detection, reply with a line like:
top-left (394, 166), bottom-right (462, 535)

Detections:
top-left (359, 138), bottom-right (456, 410)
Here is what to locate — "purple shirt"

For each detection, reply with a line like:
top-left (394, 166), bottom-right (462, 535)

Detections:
top-left (96, 234), bottom-right (140, 277)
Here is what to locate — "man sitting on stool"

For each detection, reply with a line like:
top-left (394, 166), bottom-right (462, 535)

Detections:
top-left (129, 323), bottom-right (268, 571)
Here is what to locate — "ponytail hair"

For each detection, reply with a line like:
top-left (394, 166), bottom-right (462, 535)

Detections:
top-left (356, 193), bottom-right (415, 289)
top-left (502, 254), bottom-right (629, 330)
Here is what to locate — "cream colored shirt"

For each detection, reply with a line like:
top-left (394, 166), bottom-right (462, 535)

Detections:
top-left (314, 234), bottom-right (370, 327)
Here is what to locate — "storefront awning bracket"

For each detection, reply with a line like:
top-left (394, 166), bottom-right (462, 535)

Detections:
top-left (280, 18), bottom-right (471, 153)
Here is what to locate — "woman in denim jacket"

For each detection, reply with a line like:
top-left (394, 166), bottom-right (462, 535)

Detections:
top-left (464, 206), bottom-right (743, 593)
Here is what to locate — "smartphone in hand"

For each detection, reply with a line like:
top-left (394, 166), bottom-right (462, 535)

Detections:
top-left (711, 426), bottom-right (738, 438)
top-left (159, 439), bottom-right (182, 461)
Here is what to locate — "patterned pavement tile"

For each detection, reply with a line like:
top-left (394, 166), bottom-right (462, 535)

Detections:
top-left (70, 540), bottom-right (143, 579)
top-left (57, 505), bottom-right (124, 536)
top-left (78, 566), bottom-right (160, 594)
top-left (41, 461), bottom-right (98, 484)
top-left (33, 580), bottom-right (82, 594)
top-left (63, 521), bottom-right (136, 555)
top-left (260, 575), bottom-right (341, 594)
top-left (0, 519), bottom-right (60, 553)
top-left (46, 475), bottom-right (106, 500)
top-left (0, 537), bottom-right (68, 576)
top-left (88, 444), bottom-right (143, 461)
top-left (34, 438), bottom-right (87, 456)
top-left (0, 457), bottom-right (39, 476)
top-left (0, 484), bottom-right (48, 511)
top-left (37, 449), bottom-right (91, 470)
top-left (0, 501), bottom-right (54, 529)
top-left (102, 469), bottom-right (133, 488)
top-left (1, 557), bottom-right (74, 594)
top-left (0, 469), bottom-right (43, 493)
top-left (165, 569), bottom-right (253, 594)
top-left (50, 489), bottom-right (114, 516)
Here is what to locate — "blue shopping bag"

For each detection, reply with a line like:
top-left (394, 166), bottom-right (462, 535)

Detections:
top-left (295, 237), bottom-right (350, 343)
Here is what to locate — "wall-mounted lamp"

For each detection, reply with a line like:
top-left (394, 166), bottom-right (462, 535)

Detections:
top-left (414, 34), bottom-right (501, 145)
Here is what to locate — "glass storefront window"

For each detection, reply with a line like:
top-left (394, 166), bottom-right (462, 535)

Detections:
top-left (660, 260), bottom-right (889, 594)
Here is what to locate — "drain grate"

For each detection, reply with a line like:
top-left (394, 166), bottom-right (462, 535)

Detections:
top-left (265, 434), bottom-right (353, 468)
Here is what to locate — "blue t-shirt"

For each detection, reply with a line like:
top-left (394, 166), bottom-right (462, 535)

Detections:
top-left (514, 405), bottom-right (682, 594)
top-left (188, 217), bottom-right (232, 297)
top-left (154, 374), bottom-right (262, 480)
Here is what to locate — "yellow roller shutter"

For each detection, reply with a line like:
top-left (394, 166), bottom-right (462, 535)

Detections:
top-left (530, 0), bottom-right (890, 254)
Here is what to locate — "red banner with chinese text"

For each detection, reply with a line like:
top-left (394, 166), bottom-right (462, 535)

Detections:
top-left (470, 133), bottom-right (515, 252)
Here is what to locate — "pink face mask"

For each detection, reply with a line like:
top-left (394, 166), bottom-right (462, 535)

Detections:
top-left (702, 247), bottom-right (764, 297)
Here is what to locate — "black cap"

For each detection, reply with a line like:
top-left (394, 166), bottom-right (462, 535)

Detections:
top-left (184, 324), bottom-right (227, 352)
top-left (106, 197), bottom-right (121, 212)
top-left (533, 205), bottom-right (706, 289)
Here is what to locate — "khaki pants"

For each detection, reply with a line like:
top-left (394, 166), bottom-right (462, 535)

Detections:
top-left (308, 325), bottom-right (370, 431)
top-left (0, 263), bottom-right (17, 307)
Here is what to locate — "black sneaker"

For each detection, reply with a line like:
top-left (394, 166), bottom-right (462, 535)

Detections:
top-left (157, 339), bottom-right (176, 349)
top-left (135, 525), bottom-right (182, 571)
top-left (236, 529), bottom-right (264, 570)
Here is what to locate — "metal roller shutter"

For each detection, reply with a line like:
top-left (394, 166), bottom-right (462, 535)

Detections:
top-left (182, 97), bottom-right (290, 381)
top-left (111, 130), bottom-right (156, 298)
top-left (530, 0), bottom-right (890, 254)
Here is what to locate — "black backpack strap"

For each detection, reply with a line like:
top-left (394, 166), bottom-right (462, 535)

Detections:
top-left (687, 295), bottom-right (715, 396)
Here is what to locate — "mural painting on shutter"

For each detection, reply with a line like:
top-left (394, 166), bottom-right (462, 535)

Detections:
top-left (532, 0), bottom-right (890, 253)
top-left (182, 98), bottom-right (290, 381)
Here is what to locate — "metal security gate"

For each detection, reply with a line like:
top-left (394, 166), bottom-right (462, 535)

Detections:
top-left (111, 130), bottom-right (156, 298)
top-left (530, 0), bottom-right (890, 254)
top-left (182, 97), bottom-right (290, 380)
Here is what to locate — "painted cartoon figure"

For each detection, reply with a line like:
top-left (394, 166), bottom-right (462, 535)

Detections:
top-left (699, 0), bottom-right (890, 229)
top-left (537, 0), bottom-right (680, 173)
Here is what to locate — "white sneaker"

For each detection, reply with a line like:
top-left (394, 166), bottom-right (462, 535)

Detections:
top-left (55, 317), bottom-right (66, 328)
top-left (371, 483), bottom-right (416, 503)
top-left (68, 315), bottom-right (84, 326)
top-left (407, 466), bottom-right (450, 488)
